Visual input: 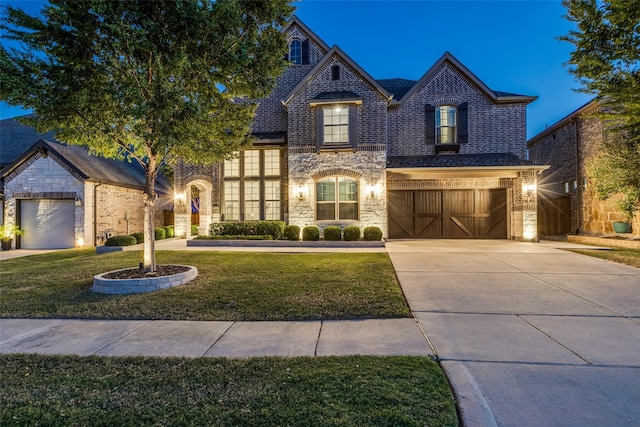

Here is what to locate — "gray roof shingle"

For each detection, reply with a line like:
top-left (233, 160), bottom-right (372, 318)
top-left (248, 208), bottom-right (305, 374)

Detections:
top-left (376, 79), bottom-right (417, 101)
top-left (387, 152), bottom-right (532, 168)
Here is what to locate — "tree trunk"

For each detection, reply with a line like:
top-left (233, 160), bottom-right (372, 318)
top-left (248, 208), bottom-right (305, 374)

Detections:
top-left (143, 158), bottom-right (157, 273)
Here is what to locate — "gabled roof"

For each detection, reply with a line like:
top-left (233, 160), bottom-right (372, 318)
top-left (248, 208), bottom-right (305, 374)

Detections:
top-left (1, 118), bottom-right (170, 194)
top-left (282, 16), bottom-right (330, 52)
top-left (395, 52), bottom-right (537, 106)
top-left (282, 45), bottom-right (393, 106)
top-left (527, 100), bottom-right (598, 146)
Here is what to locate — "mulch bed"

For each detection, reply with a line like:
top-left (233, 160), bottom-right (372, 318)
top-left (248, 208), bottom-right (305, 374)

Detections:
top-left (103, 265), bottom-right (190, 280)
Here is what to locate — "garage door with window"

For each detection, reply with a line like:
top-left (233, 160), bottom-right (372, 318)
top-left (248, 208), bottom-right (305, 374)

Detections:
top-left (388, 189), bottom-right (507, 239)
top-left (20, 199), bottom-right (75, 249)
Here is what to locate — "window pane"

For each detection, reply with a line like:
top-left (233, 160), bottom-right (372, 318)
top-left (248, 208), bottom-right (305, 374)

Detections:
top-left (316, 180), bottom-right (335, 202)
top-left (265, 201), bottom-right (280, 220)
top-left (438, 127), bottom-right (456, 144)
top-left (317, 203), bottom-right (335, 221)
top-left (338, 178), bottom-right (358, 201)
top-left (436, 106), bottom-right (457, 144)
top-left (224, 202), bottom-right (239, 221)
top-left (244, 181), bottom-right (259, 201)
top-left (224, 156), bottom-right (239, 177)
top-left (323, 106), bottom-right (349, 144)
top-left (339, 202), bottom-right (358, 220)
top-left (244, 150), bottom-right (259, 176)
top-left (265, 181), bottom-right (280, 200)
top-left (289, 39), bottom-right (302, 65)
top-left (264, 149), bottom-right (280, 176)
top-left (224, 181), bottom-right (239, 200)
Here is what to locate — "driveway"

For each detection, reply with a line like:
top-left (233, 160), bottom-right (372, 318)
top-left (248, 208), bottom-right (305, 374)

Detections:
top-left (386, 240), bottom-right (640, 427)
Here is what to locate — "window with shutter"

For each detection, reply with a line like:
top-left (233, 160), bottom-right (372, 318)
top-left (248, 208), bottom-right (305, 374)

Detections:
top-left (315, 104), bottom-right (358, 151)
top-left (289, 39), bottom-right (302, 65)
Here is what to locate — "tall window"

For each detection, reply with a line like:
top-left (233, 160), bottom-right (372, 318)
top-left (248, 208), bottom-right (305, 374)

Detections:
top-left (436, 106), bottom-right (457, 144)
top-left (316, 177), bottom-right (358, 221)
top-left (223, 149), bottom-right (282, 221)
top-left (289, 39), bottom-right (302, 65)
top-left (323, 106), bottom-right (349, 144)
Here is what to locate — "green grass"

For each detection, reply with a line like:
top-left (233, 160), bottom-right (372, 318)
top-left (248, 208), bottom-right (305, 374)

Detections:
top-left (0, 249), bottom-right (410, 320)
top-left (0, 354), bottom-right (458, 427)
top-left (568, 246), bottom-right (640, 268)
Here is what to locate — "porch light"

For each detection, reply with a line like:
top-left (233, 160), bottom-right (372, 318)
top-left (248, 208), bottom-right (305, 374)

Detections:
top-left (174, 192), bottom-right (186, 206)
top-left (365, 184), bottom-right (380, 199)
top-left (522, 183), bottom-right (537, 196)
top-left (297, 185), bottom-right (308, 200)
top-left (74, 197), bottom-right (82, 207)
top-left (76, 237), bottom-right (84, 247)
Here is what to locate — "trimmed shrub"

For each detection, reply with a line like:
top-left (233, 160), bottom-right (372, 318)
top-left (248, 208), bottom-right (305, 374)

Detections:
top-left (105, 235), bottom-right (137, 246)
top-left (284, 225), bottom-right (301, 241)
top-left (163, 226), bottom-right (174, 238)
top-left (191, 224), bottom-right (199, 235)
top-left (154, 227), bottom-right (166, 240)
top-left (363, 226), bottom-right (383, 241)
top-left (195, 235), bottom-right (273, 240)
top-left (323, 226), bottom-right (342, 241)
top-left (209, 221), bottom-right (285, 240)
top-left (343, 225), bottom-right (361, 241)
top-left (130, 232), bottom-right (144, 244)
top-left (302, 226), bottom-right (320, 241)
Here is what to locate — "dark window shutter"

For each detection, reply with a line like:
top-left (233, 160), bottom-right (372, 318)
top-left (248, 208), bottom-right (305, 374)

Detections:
top-left (301, 39), bottom-right (310, 65)
top-left (458, 102), bottom-right (468, 144)
top-left (348, 105), bottom-right (358, 149)
top-left (425, 104), bottom-right (436, 145)
top-left (332, 65), bottom-right (340, 81)
top-left (316, 107), bottom-right (324, 150)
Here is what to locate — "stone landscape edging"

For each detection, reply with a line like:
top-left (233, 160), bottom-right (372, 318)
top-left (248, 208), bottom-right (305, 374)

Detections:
top-left (91, 265), bottom-right (198, 294)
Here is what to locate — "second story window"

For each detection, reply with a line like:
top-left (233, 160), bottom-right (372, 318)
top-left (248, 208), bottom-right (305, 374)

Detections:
top-left (289, 39), bottom-right (302, 65)
top-left (436, 106), bottom-right (457, 144)
top-left (323, 106), bottom-right (349, 144)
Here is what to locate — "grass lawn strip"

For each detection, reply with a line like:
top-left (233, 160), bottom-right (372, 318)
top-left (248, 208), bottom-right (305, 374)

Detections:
top-left (0, 250), bottom-right (410, 320)
top-left (567, 246), bottom-right (640, 268)
top-left (1, 354), bottom-right (458, 427)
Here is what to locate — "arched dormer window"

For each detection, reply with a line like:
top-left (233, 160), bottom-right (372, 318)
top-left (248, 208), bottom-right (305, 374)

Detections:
top-left (289, 39), bottom-right (302, 65)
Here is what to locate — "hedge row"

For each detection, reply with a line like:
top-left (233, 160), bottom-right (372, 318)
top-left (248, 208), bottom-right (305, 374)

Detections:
top-left (106, 225), bottom-right (175, 246)
top-left (209, 221), bottom-right (285, 240)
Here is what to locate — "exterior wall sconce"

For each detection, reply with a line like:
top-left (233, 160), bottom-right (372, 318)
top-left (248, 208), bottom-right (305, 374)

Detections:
top-left (297, 184), bottom-right (308, 201)
top-left (174, 192), bottom-right (186, 206)
top-left (74, 197), bottom-right (83, 207)
top-left (365, 184), bottom-right (380, 199)
top-left (522, 183), bottom-right (537, 196)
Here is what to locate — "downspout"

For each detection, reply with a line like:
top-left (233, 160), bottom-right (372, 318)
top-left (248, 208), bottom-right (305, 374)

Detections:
top-left (93, 182), bottom-right (102, 246)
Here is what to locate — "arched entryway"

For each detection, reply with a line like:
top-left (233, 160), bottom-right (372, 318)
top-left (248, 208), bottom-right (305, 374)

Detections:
top-left (174, 179), bottom-right (212, 238)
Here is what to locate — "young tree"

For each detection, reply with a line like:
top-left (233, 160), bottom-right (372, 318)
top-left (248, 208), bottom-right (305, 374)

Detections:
top-left (1, 0), bottom-right (293, 271)
top-left (561, 0), bottom-right (640, 218)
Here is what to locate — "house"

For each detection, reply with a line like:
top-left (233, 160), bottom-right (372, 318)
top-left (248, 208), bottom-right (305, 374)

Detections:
top-left (172, 16), bottom-right (546, 240)
top-left (527, 100), bottom-right (640, 237)
top-left (0, 116), bottom-right (171, 249)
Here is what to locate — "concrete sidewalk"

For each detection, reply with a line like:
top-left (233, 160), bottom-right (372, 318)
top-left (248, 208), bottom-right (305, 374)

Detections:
top-left (0, 318), bottom-right (431, 358)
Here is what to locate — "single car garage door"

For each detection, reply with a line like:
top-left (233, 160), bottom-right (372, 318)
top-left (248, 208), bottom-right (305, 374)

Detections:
top-left (20, 199), bottom-right (75, 249)
top-left (388, 189), bottom-right (507, 239)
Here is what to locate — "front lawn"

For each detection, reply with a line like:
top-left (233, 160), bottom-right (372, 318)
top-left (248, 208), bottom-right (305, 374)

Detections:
top-left (567, 246), bottom-right (640, 268)
top-left (0, 250), bottom-right (410, 320)
top-left (0, 354), bottom-right (458, 427)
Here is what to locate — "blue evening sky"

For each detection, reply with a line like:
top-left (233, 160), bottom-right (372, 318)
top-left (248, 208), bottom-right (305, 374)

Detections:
top-left (1, 0), bottom-right (592, 140)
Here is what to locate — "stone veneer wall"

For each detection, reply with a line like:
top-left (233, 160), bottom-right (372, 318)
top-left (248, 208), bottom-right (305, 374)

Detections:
top-left (388, 63), bottom-right (528, 158)
top-left (288, 150), bottom-right (387, 237)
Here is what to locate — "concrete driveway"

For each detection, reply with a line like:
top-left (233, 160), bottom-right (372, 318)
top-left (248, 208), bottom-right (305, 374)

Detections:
top-left (386, 240), bottom-right (640, 427)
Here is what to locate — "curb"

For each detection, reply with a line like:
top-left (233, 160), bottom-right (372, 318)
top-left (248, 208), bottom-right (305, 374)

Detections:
top-left (440, 361), bottom-right (498, 427)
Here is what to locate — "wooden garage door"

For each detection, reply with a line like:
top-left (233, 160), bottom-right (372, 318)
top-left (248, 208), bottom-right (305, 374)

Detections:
top-left (388, 189), bottom-right (507, 239)
top-left (20, 200), bottom-right (75, 249)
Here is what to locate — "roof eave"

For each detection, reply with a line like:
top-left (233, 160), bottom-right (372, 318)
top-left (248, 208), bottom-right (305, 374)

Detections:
top-left (387, 165), bottom-right (550, 173)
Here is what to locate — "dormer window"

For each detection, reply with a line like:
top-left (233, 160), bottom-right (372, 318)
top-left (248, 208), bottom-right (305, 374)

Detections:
top-left (289, 39), bottom-right (302, 65)
top-left (323, 106), bottom-right (349, 144)
top-left (436, 106), bottom-right (457, 144)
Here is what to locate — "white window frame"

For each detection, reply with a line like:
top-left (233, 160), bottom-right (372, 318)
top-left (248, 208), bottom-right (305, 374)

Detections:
top-left (436, 105), bottom-right (457, 144)
top-left (316, 177), bottom-right (359, 221)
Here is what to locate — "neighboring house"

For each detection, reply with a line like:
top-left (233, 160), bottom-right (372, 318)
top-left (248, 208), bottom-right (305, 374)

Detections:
top-left (172, 16), bottom-right (546, 240)
top-left (527, 100), bottom-right (640, 237)
top-left (0, 116), bottom-right (171, 249)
